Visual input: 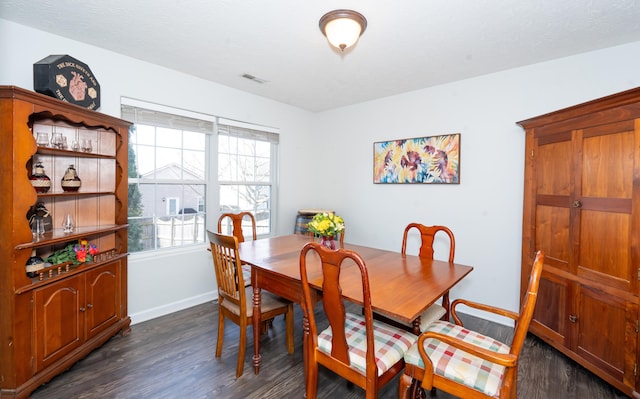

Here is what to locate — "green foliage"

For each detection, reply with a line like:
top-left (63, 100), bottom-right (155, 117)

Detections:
top-left (127, 125), bottom-right (144, 252)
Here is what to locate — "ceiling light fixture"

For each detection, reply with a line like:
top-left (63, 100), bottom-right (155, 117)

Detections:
top-left (319, 9), bottom-right (367, 52)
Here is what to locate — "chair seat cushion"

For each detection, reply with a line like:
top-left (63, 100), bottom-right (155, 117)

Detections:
top-left (221, 287), bottom-right (290, 318)
top-left (404, 320), bottom-right (510, 398)
top-left (317, 312), bottom-right (417, 376)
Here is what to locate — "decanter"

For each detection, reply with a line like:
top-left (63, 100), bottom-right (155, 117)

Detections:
top-left (29, 158), bottom-right (51, 193)
top-left (61, 164), bottom-right (82, 192)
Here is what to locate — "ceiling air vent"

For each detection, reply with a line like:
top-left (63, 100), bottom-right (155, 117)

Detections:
top-left (241, 73), bottom-right (268, 84)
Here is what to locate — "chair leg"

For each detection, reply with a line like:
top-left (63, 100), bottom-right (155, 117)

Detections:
top-left (236, 320), bottom-right (246, 378)
top-left (408, 378), bottom-right (427, 399)
top-left (285, 303), bottom-right (294, 354)
top-left (215, 310), bottom-right (225, 358)
top-left (305, 354), bottom-right (318, 399)
top-left (398, 374), bottom-right (411, 399)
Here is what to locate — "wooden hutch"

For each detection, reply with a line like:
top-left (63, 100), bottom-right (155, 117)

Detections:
top-left (518, 88), bottom-right (640, 397)
top-left (0, 86), bottom-right (130, 399)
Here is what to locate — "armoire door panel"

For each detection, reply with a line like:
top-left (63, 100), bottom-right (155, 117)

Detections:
top-left (576, 285), bottom-right (637, 385)
top-left (536, 139), bottom-right (571, 196)
top-left (581, 129), bottom-right (634, 200)
top-left (578, 209), bottom-right (631, 291)
top-left (535, 205), bottom-right (570, 271)
top-left (531, 273), bottom-right (569, 347)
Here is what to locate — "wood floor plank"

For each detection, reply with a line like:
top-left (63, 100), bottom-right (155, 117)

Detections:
top-left (30, 302), bottom-right (629, 399)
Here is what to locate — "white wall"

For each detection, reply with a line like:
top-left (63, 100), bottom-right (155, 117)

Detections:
top-left (3, 18), bottom-right (640, 326)
top-left (312, 41), bottom-right (640, 323)
top-left (0, 19), bottom-right (317, 324)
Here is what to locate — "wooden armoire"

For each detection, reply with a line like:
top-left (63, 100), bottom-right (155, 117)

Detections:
top-left (517, 88), bottom-right (640, 397)
top-left (0, 86), bottom-right (131, 399)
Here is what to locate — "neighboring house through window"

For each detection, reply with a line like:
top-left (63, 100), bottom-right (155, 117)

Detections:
top-left (122, 99), bottom-right (279, 253)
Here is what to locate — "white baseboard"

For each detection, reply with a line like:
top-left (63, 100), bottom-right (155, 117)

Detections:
top-left (129, 291), bottom-right (217, 325)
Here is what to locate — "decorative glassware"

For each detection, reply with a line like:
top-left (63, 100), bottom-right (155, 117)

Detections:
top-left (61, 164), bottom-right (81, 192)
top-left (71, 140), bottom-right (80, 151)
top-left (81, 139), bottom-right (92, 153)
top-left (29, 158), bottom-right (51, 193)
top-left (51, 132), bottom-right (63, 149)
top-left (36, 132), bottom-right (49, 147)
top-left (62, 213), bottom-right (75, 233)
top-left (31, 216), bottom-right (45, 237)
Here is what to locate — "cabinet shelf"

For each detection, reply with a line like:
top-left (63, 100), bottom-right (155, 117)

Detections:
top-left (15, 252), bottom-right (127, 294)
top-left (36, 146), bottom-right (116, 159)
top-left (37, 191), bottom-right (116, 198)
top-left (16, 225), bottom-right (128, 251)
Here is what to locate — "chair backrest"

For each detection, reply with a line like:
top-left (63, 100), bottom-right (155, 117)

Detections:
top-left (299, 242), bottom-right (376, 376)
top-left (509, 250), bottom-right (544, 358)
top-left (401, 223), bottom-right (455, 262)
top-left (217, 212), bottom-right (257, 243)
top-left (207, 230), bottom-right (246, 309)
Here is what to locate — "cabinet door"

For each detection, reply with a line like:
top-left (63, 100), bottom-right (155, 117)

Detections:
top-left (85, 261), bottom-right (121, 340)
top-left (575, 284), bottom-right (638, 389)
top-left (530, 272), bottom-right (571, 347)
top-left (575, 122), bottom-right (638, 293)
top-left (33, 275), bottom-right (84, 372)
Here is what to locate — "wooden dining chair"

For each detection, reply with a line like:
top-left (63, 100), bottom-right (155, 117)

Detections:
top-left (217, 211), bottom-right (257, 243)
top-left (373, 223), bottom-right (455, 333)
top-left (398, 250), bottom-right (544, 399)
top-left (207, 230), bottom-right (294, 378)
top-left (299, 242), bottom-right (417, 399)
top-left (217, 211), bottom-right (257, 284)
top-left (403, 223), bottom-right (455, 325)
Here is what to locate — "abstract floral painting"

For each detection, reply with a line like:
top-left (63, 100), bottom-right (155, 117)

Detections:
top-left (373, 133), bottom-right (460, 184)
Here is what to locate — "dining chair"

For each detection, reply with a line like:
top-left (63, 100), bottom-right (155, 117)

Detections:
top-left (207, 230), bottom-right (294, 378)
top-left (217, 211), bottom-right (257, 284)
top-left (217, 211), bottom-right (257, 243)
top-left (299, 242), bottom-right (417, 399)
top-left (373, 223), bottom-right (455, 333)
top-left (398, 250), bottom-right (544, 399)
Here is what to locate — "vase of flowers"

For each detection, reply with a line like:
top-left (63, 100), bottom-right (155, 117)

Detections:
top-left (46, 239), bottom-right (99, 265)
top-left (307, 212), bottom-right (345, 250)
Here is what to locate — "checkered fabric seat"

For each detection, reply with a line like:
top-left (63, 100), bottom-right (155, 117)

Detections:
top-left (404, 320), bottom-right (510, 398)
top-left (318, 312), bottom-right (417, 375)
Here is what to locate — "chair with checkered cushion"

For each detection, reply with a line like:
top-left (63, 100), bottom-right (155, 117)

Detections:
top-left (299, 242), bottom-right (417, 399)
top-left (399, 250), bottom-right (544, 399)
top-left (375, 224), bottom-right (456, 334)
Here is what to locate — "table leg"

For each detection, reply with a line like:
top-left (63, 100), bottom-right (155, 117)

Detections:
top-left (252, 284), bottom-right (262, 374)
top-left (412, 315), bottom-right (421, 335)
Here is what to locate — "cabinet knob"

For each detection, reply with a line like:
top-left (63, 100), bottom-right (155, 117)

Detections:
top-left (87, 303), bottom-right (93, 309)
top-left (571, 200), bottom-right (583, 208)
top-left (79, 307), bottom-right (86, 312)
top-left (568, 314), bottom-right (578, 323)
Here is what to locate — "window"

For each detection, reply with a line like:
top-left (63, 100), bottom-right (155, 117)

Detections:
top-left (122, 100), bottom-right (211, 252)
top-left (217, 121), bottom-right (279, 237)
top-left (122, 100), bottom-right (279, 253)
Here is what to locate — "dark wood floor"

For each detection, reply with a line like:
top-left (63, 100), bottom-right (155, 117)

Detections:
top-left (31, 301), bottom-right (628, 399)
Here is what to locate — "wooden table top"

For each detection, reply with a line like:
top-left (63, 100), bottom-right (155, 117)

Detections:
top-left (239, 234), bottom-right (473, 324)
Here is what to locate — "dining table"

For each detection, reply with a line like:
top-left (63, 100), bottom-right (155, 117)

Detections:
top-left (237, 234), bottom-right (474, 375)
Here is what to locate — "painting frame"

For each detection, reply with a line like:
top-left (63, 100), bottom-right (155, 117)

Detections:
top-left (373, 133), bottom-right (460, 184)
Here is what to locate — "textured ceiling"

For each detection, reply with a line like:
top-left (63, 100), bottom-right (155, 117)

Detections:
top-left (3, 0), bottom-right (640, 112)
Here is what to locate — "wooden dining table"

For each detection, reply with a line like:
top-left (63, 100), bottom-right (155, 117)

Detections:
top-left (238, 234), bottom-right (474, 375)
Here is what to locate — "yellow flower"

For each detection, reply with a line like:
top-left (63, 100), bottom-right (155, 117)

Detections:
top-left (307, 212), bottom-right (345, 237)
